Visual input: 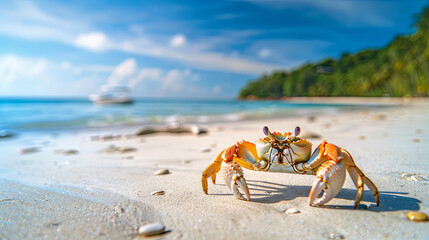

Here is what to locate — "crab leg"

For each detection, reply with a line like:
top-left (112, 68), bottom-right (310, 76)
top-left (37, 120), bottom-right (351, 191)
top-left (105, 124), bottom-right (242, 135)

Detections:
top-left (202, 151), bottom-right (223, 194)
top-left (340, 148), bottom-right (380, 208)
top-left (222, 161), bottom-right (250, 201)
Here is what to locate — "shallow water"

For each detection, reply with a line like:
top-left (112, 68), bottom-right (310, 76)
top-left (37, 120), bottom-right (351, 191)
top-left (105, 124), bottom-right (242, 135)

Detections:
top-left (0, 97), bottom-right (388, 131)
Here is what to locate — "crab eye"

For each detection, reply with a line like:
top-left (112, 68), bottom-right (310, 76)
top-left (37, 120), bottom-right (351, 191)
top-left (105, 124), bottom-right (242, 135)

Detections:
top-left (294, 126), bottom-right (301, 137)
top-left (263, 126), bottom-right (269, 136)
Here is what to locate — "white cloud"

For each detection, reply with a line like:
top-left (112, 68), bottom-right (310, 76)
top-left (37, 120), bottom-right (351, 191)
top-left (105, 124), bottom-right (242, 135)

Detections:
top-left (258, 48), bottom-right (271, 59)
top-left (161, 69), bottom-right (191, 92)
top-left (0, 55), bottom-right (49, 88)
top-left (119, 40), bottom-right (280, 75)
top-left (74, 32), bottom-right (110, 52)
top-left (128, 68), bottom-right (162, 87)
top-left (170, 34), bottom-right (187, 48)
top-left (107, 58), bottom-right (138, 85)
top-left (0, 1), bottom-right (84, 42)
top-left (0, 54), bottom-right (117, 96)
top-left (0, 2), bottom-right (282, 76)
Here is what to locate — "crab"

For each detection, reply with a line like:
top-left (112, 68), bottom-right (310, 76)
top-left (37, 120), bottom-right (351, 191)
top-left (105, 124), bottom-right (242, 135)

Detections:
top-left (202, 126), bottom-right (379, 208)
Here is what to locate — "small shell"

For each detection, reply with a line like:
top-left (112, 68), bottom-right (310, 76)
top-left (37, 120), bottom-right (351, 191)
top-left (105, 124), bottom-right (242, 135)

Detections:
top-left (328, 233), bottom-right (345, 239)
top-left (151, 190), bottom-right (165, 195)
top-left (119, 147), bottom-right (137, 154)
top-left (19, 147), bottom-right (40, 155)
top-left (154, 169), bottom-right (170, 175)
top-left (411, 175), bottom-right (425, 181)
top-left (285, 208), bottom-right (301, 214)
top-left (401, 173), bottom-right (413, 179)
top-left (407, 211), bottom-right (428, 222)
top-left (62, 149), bottom-right (79, 155)
top-left (200, 147), bottom-right (211, 153)
top-left (138, 223), bottom-right (165, 236)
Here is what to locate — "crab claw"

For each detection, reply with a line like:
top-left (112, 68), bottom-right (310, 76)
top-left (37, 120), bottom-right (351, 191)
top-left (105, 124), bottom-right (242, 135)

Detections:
top-left (222, 161), bottom-right (250, 201)
top-left (308, 161), bottom-right (346, 206)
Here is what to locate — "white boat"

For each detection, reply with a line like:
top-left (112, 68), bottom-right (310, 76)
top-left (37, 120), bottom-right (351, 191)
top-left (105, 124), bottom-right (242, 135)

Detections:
top-left (90, 85), bottom-right (134, 104)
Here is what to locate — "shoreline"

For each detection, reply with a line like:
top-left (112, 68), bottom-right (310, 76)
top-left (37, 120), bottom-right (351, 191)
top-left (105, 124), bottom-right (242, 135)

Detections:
top-left (1, 100), bottom-right (428, 239)
top-left (2, 97), bottom-right (409, 135)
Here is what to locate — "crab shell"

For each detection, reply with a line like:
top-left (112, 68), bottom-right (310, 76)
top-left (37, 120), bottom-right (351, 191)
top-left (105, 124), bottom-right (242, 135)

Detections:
top-left (237, 131), bottom-right (312, 173)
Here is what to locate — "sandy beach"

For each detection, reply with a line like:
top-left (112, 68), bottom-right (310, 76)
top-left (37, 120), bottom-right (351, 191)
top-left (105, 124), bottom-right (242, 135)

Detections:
top-left (1, 99), bottom-right (429, 239)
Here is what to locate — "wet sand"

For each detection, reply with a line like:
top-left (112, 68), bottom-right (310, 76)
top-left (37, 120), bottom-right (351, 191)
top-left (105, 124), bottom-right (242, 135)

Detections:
top-left (1, 99), bottom-right (428, 239)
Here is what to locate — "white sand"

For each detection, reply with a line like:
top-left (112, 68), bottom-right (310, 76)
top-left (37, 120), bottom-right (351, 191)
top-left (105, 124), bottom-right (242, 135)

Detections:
top-left (1, 99), bottom-right (429, 239)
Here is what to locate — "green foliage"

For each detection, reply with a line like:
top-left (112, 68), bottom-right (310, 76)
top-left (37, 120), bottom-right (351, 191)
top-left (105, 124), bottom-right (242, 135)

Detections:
top-left (239, 6), bottom-right (429, 98)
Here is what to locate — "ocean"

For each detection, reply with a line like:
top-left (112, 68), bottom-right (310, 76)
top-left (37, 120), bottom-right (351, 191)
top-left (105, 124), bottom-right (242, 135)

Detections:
top-left (0, 98), bottom-right (384, 132)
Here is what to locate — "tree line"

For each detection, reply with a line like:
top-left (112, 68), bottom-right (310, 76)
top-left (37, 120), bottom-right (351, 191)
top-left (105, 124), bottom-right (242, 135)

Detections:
top-left (239, 6), bottom-right (429, 98)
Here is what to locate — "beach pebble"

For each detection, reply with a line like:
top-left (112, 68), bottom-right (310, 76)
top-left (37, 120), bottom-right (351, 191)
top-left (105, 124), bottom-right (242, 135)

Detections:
top-left (62, 149), bottom-right (79, 155)
top-left (0, 129), bottom-right (15, 139)
top-left (154, 169), bottom-right (170, 175)
top-left (138, 223), bottom-right (165, 236)
top-left (407, 211), bottom-right (428, 222)
top-left (200, 147), bottom-right (211, 153)
top-left (119, 147), bottom-right (137, 154)
top-left (401, 173), bottom-right (413, 179)
top-left (415, 129), bottom-right (423, 134)
top-left (322, 123), bottom-right (331, 129)
top-left (358, 136), bottom-right (366, 140)
top-left (300, 132), bottom-right (322, 139)
top-left (372, 114), bottom-right (387, 120)
top-left (97, 145), bottom-right (119, 153)
top-left (285, 208), bottom-right (301, 214)
top-left (122, 134), bottom-right (136, 139)
top-left (328, 233), bottom-right (345, 239)
top-left (412, 138), bottom-right (421, 143)
top-left (18, 147), bottom-right (40, 155)
top-left (98, 134), bottom-right (121, 141)
top-left (410, 175), bottom-right (425, 181)
top-left (191, 125), bottom-right (208, 135)
top-left (151, 190), bottom-right (165, 195)
top-left (307, 116), bottom-right (317, 122)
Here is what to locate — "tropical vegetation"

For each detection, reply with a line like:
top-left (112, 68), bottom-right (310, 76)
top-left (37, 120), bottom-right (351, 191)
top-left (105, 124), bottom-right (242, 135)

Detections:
top-left (239, 6), bottom-right (429, 98)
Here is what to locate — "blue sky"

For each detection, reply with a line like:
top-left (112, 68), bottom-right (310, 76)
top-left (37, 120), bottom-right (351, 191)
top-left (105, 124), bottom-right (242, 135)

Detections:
top-left (0, 0), bottom-right (427, 98)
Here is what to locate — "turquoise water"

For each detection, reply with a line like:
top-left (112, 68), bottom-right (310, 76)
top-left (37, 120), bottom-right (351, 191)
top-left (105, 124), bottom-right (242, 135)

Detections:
top-left (0, 98), bottom-right (383, 131)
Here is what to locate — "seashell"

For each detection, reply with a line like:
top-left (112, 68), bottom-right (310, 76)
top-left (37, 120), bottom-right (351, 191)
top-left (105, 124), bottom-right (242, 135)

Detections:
top-left (119, 147), bottom-right (137, 154)
top-left (154, 169), bottom-right (170, 175)
top-left (0, 129), bottom-right (15, 138)
top-left (328, 233), bottom-right (345, 239)
top-left (19, 147), bottom-right (40, 155)
top-left (401, 173), bottom-right (413, 179)
top-left (407, 211), bottom-right (428, 222)
top-left (200, 147), bottom-right (211, 153)
top-left (138, 223), bottom-right (165, 236)
top-left (151, 190), bottom-right (165, 195)
top-left (285, 208), bottom-right (301, 214)
top-left (307, 116), bottom-right (317, 122)
top-left (410, 175), bottom-right (425, 181)
top-left (62, 149), bottom-right (79, 155)
top-left (300, 132), bottom-right (322, 139)
top-left (372, 114), bottom-right (387, 120)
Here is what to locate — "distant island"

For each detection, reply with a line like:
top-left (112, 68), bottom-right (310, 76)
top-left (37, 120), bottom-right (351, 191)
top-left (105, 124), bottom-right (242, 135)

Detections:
top-left (239, 6), bottom-right (429, 99)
